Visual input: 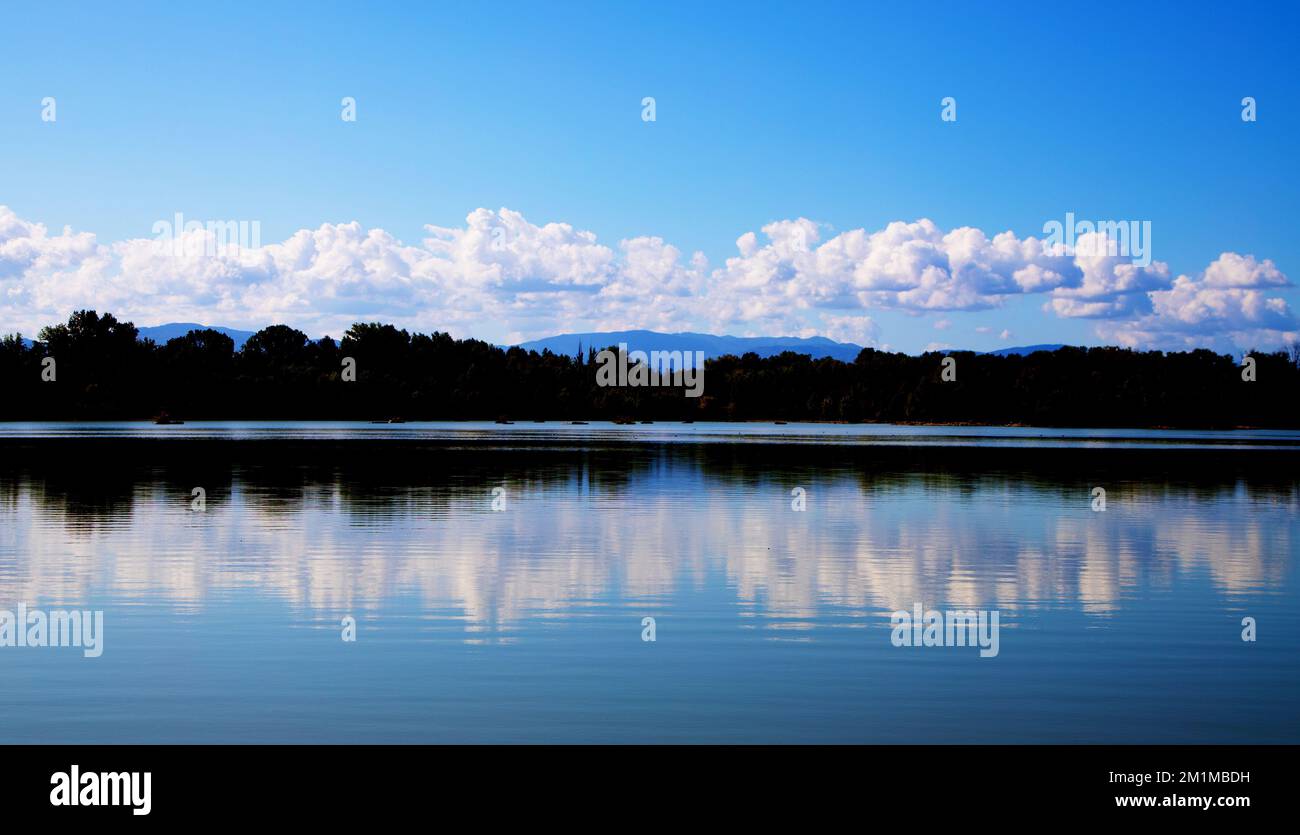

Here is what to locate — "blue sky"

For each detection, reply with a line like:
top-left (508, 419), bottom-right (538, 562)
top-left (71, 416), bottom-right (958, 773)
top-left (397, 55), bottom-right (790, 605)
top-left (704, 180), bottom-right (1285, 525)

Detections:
top-left (1, 0), bottom-right (1297, 352)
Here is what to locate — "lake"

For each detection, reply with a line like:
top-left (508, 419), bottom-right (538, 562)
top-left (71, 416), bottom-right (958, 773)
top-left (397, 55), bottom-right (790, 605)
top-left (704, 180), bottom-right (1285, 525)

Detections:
top-left (1, 423), bottom-right (1297, 742)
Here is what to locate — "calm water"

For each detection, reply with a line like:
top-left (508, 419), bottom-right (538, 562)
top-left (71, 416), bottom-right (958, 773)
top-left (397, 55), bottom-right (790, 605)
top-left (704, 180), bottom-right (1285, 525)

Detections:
top-left (3, 420), bottom-right (1300, 448)
top-left (1, 426), bottom-right (1297, 742)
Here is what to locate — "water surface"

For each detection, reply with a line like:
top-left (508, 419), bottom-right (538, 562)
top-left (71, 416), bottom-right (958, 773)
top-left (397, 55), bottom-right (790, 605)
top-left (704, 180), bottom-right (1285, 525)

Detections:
top-left (3, 420), bottom-right (1299, 448)
top-left (0, 430), bottom-right (1296, 742)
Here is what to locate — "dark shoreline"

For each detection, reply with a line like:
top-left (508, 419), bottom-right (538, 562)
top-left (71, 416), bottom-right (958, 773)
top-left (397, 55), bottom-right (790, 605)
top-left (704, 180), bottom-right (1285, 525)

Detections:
top-left (7, 312), bottom-right (1300, 427)
top-left (3, 434), bottom-right (1298, 477)
top-left (3, 417), bottom-right (1299, 429)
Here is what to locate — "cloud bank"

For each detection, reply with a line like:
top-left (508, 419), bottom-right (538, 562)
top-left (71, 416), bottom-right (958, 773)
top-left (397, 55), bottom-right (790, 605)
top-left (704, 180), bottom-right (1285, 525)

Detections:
top-left (0, 205), bottom-right (1293, 352)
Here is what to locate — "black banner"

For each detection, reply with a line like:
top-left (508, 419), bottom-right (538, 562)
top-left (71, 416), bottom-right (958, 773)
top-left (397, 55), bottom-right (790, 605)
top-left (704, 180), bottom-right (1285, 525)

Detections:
top-left (4, 745), bottom-right (1281, 821)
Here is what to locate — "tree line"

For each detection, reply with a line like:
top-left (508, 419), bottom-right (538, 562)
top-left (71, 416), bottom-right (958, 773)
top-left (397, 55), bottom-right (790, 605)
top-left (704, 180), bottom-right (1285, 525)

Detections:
top-left (1, 310), bottom-right (1297, 426)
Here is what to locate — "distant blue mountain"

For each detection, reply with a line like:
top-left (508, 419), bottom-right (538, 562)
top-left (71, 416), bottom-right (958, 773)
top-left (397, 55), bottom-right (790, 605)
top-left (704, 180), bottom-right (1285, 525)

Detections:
top-left (514, 330), bottom-right (866, 362)
top-left (9, 323), bottom-right (1070, 360)
top-left (137, 323), bottom-right (256, 349)
top-left (981, 344), bottom-right (1068, 356)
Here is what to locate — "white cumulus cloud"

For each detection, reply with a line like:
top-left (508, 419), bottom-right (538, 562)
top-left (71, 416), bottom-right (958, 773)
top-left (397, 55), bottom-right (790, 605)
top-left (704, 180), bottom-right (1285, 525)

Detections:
top-left (1099, 253), bottom-right (1296, 351)
top-left (0, 205), bottom-right (1293, 352)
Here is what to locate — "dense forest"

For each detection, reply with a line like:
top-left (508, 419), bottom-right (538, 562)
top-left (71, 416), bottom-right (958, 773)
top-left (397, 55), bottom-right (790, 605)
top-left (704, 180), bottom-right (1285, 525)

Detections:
top-left (1, 310), bottom-right (1298, 427)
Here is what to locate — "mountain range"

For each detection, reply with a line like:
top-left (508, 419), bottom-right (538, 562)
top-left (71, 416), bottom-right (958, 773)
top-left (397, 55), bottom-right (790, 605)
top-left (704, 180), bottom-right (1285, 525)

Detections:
top-left (514, 329), bottom-right (866, 361)
top-left (136, 323), bottom-right (257, 349)
top-left (11, 322), bottom-right (1070, 358)
top-left (980, 343), bottom-right (1067, 356)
